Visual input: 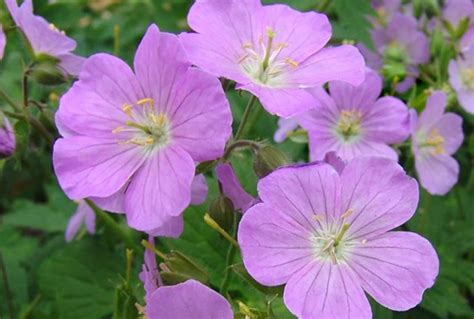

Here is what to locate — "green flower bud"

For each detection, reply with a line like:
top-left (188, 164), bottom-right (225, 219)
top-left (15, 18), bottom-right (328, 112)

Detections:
top-left (413, 0), bottom-right (439, 19)
top-left (30, 61), bottom-right (67, 86)
top-left (382, 61), bottom-right (406, 83)
top-left (253, 145), bottom-right (289, 178)
top-left (208, 195), bottom-right (234, 231)
top-left (160, 250), bottom-right (209, 285)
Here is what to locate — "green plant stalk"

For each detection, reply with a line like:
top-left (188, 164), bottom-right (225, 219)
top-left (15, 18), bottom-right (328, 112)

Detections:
top-left (0, 253), bottom-right (15, 319)
top-left (219, 214), bottom-right (238, 299)
top-left (85, 199), bottom-right (141, 252)
top-left (234, 95), bottom-right (258, 140)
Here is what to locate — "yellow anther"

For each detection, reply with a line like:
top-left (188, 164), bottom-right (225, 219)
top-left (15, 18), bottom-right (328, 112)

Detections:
top-left (337, 110), bottom-right (362, 139)
top-left (150, 113), bottom-right (166, 127)
top-left (136, 98), bottom-right (154, 106)
top-left (48, 23), bottom-right (65, 34)
top-left (285, 57), bottom-right (299, 69)
top-left (112, 126), bottom-right (124, 134)
top-left (425, 129), bottom-right (445, 155)
top-left (122, 103), bottom-right (133, 116)
top-left (341, 208), bottom-right (354, 219)
top-left (312, 214), bottom-right (323, 221)
top-left (242, 42), bottom-right (253, 49)
top-left (361, 239), bottom-right (368, 245)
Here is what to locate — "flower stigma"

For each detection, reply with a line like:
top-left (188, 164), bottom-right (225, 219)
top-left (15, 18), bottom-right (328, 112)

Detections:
top-left (336, 110), bottom-right (362, 141)
top-left (112, 98), bottom-right (170, 151)
top-left (312, 208), bottom-right (358, 265)
top-left (238, 27), bottom-right (299, 86)
top-left (419, 128), bottom-right (445, 155)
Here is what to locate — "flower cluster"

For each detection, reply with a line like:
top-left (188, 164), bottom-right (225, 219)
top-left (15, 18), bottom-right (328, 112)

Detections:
top-left (3, 0), bottom-right (474, 318)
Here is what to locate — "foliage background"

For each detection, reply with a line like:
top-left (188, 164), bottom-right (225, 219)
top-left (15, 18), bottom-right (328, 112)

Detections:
top-left (0, 0), bottom-right (473, 318)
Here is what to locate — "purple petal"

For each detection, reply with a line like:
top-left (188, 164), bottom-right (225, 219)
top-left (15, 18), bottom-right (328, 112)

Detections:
top-left (64, 203), bottom-right (86, 242)
top-left (443, 0), bottom-right (474, 27)
top-left (179, 0), bottom-right (259, 83)
top-left (57, 53), bottom-right (85, 77)
top-left (55, 53), bottom-right (142, 139)
top-left (146, 280), bottom-right (233, 319)
top-left (363, 96), bottom-right (410, 144)
top-left (83, 203), bottom-right (96, 234)
top-left (460, 27), bottom-right (474, 52)
top-left (5, 0), bottom-right (78, 56)
top-left (258, 162), bottom-right (341, 227)
top-left (418, 91), bottom-right (446, 129)
top-left (124, 145), bottom-right (194, 233)
top-left (216, 163), bottom-right (255, 212)
top-left (395, 75), bottom-right (416, 93)
top-left (357, 43), bottom-right (383, 70)
top-left (90, 186), bottom-right (126, 214)
top-left (351, 231), bottom-right (439, 311)
top-left (0, 116), bottom-right (16, 158)
top-left (323, 152), bottom-right (346, 175)
top-left (239, 203), bottom-right (315, 286)
top-left (259, 4), bottom-right (332, 61)
top-left (190, 174), bottom-right (208, 206)
top-left (283, 261), bottom-right (372, 319)
top-left (340, 157), bottom-right (419, 240)
top-left (432, 114), bottom-right (464, 155)
top-left (448, 60), bottom-right (463, 91)
top-left (283, 45), bottom-right (366, 88)
top-left (147, 216), bottom-right (184, 239)
top-left (241, 83), bottom-right (317, 118)
top-left (458, 90), bottom-right (474, 113)
top-left (274, 117), bottom-right (299, 143)
top-left (415, 153), bottom-right (459, 195)
top-left (139, 236), bottom-right (161, 300)
top-left (329, 68), bottom-right (382, 109)
top-left (0, 25), bottom-right (5, 60)
top-left (169, 67), bottom-right (232, 162)
top-left (53, 137), bottom-right (145, 199)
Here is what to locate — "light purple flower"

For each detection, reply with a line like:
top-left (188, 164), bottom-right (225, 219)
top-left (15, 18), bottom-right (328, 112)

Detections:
top-left (0, 25), bottom-right (5, 60)
top-left (238, 157), bottom-right (439, 319)
top-left (449, 46), bottom-right (474, 113)
top-left (443, 0), bottom-right (474, 29)
top-left (5, 0), bottom-right (84, 76)
top-left (360, 13), bottom-right (429, 93)
top-left (139, 236), bottom-right (161, 305)
top-left (146, 279), bottom-right (233, 319)
top-left (298, 68), bottom-right (409, 161)
top-left (65, 200), bottom-right (95, 242)
top-left (53, 24), bottom-right (232, 236)
top-left (191, 174), bottom-right (208, 205)
top-left (410, 91), bottom-right (463, 195)
top-left (460, 27), bottom-right (474, 53)
top-left (216, 163), bottom-right (255, 212)
top-left (274, 117), bottom-right (299, 143)
top-left (180, 0), bottom-right (365, 118)
top-left (0, 114), bottom-right (16, 158)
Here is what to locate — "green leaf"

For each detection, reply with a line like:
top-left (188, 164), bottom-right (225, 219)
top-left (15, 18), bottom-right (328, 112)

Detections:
top-left (332, 0), bottom-right (375, 47)
top-left (37, 238), bottom-right (123, 319)
top-left (3, 183), bottom-right (74, 232)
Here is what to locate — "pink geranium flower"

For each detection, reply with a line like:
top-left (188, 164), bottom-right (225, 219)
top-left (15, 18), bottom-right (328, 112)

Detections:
top-left (298, 68), bottom-right (409, 161)
top-left (0, 25), bottom-right (5, 60)
top-left (64, 200), bottom-right (95, 242)
top-left (180, 0), bottom-right (365, 118)
top-left (410, 91), bottom-right (464, 195)
top-left (139, 238), bottom-right (233, 319)
top-left (53, 24), bottom-right (232, 236)
top-left (5, 0), bottom-right (85, 76)
top-left (449, 46), bottom-right (474, 113)
top-left (238, 157), bottom-right (439, 319)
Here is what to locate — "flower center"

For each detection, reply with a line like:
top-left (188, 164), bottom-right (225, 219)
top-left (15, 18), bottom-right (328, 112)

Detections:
top-left (112, 98), bottom-right (171, 151)
top-left (312, 209), bottom-right (357, 264)
top-left (461, 68), bottom-right (474, 90)
top-left (336, 110), bottom-right (362, 141)
top-left (418, 128), bottom-right (445, 155)
top-left (238, 27), bottom-right (298, 87)
top-left (384, 41), bottom-right (409, 64)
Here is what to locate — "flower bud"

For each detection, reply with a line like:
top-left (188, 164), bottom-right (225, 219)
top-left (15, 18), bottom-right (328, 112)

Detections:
top-left (381, 61), bottom-right (406, 84)
top-left (0, 113), bottom-right (16, 159)
top-left (208, 195), bottom-right (234, 231)
top-left (30, 60), bottom-right (67, 85)
top-left (413, 0), bottom-right (439, 19)
top-left (253, 145), bottom-right (289, 178)
top-left (159, 250), bottom-right (209, 285)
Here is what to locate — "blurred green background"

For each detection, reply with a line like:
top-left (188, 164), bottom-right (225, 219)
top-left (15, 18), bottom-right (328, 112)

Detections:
top-left (0, 0), bottom-right (473, 318)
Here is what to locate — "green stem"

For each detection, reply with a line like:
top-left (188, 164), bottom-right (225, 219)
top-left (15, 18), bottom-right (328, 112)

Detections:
top-left (85, 199), bottom-right (141, 252)
top-left (204, 213), bottom-right (239, 248)
top-left (0, 253), bottom-right (15, 319)
top-left (219, 214), bottom-right (238, 298)
top-left (234, 95), bottom-right (257, 140)
top-left (223, 140), bottom-right (260, 161)
top-left (19, 294), bottom-right (42, 319)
